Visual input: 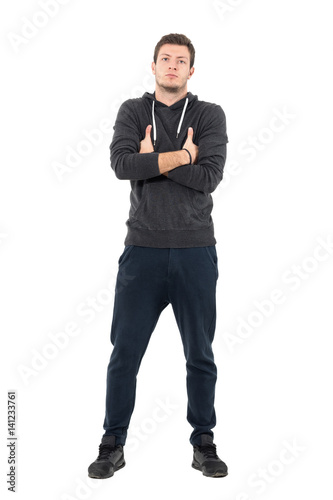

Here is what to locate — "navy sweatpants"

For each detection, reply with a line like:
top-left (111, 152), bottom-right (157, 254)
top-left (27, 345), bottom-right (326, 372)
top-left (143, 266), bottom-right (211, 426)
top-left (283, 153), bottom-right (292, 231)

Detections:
top-left (103, 245), bottom-right (219, 446)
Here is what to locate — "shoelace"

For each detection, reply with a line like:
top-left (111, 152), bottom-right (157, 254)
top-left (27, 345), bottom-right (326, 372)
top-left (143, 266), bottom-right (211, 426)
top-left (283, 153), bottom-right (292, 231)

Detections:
top-left (199, 443), bottom-right (219, 460)
top-left (97, 443), bottom-right (116, 460)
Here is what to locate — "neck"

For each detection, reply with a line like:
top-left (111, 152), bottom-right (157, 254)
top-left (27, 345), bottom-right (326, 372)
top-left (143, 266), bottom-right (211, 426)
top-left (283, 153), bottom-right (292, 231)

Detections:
top-left (154, 84), bottom-right (188, 107)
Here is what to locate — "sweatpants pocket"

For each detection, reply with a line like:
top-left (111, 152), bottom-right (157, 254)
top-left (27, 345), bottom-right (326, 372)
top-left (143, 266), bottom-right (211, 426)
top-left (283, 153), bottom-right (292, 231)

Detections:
top-left (118, 245), bottom-right (135, 266)
top-left (204, 246), bottom-right (219, 279)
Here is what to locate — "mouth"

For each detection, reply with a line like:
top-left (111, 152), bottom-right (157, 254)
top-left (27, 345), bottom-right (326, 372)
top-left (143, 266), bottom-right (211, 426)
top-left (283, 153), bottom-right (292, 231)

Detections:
top-left (165, 74), bottom-right (178, 78)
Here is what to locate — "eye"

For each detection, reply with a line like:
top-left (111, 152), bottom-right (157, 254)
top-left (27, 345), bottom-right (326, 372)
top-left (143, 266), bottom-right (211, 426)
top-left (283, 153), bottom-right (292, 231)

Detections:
top-left (162, 57), bottom-right (168, 61)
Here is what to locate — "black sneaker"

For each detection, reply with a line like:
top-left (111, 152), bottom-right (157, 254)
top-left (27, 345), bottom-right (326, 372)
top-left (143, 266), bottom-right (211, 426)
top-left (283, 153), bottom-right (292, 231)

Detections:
top-left (192, 434), bottom-right (228, 478)
top-left (88, 435), bottom-right (125, 479)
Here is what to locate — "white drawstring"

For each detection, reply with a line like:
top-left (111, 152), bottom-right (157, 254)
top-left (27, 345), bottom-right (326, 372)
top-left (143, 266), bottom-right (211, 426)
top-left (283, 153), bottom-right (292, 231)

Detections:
top-left (176, 97), bottom-right (189, 138)
top-left (151, 97), bottom-right (189, 146)
top-left (152, 100), bottom-right (157, 146)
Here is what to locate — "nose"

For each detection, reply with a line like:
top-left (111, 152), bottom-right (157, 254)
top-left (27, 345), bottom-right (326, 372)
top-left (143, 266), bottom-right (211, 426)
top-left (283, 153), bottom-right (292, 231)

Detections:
top-left (169, 62), bottom-right (177, 71)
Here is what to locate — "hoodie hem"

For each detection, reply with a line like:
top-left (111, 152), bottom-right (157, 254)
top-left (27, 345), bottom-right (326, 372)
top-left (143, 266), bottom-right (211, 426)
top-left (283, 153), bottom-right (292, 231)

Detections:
top-left (124, 225), bottom-right (216, 248)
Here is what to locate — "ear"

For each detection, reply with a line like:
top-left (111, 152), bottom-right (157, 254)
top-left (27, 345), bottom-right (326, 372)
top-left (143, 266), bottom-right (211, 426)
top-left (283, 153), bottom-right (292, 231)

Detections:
top-left (151, 61), bottom-right (156, 75)
top-left (188, 66), bottom-right (195, 80)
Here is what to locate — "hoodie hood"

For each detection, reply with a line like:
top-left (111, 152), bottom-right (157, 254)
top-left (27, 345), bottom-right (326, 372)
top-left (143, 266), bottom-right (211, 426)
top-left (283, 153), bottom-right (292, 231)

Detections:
top-left (143, 91), bottom-right (198, 146)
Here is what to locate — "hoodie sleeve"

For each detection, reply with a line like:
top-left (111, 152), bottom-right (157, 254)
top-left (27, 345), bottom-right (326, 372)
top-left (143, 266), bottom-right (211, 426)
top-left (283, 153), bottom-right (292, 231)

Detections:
top-left (110, 100), bottom-right (161, 180)
top-left (167, 105), bottom-right (228, 194)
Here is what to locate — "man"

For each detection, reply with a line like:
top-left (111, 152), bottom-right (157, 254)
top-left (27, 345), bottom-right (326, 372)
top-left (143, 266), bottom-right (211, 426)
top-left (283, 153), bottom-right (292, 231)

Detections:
top-left (88, 33), bottom-right (228, 479)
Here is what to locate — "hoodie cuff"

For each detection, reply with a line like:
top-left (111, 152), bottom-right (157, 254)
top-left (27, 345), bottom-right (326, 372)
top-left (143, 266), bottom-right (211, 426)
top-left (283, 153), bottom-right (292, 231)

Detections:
top-left (135, 152), bottom-right (160, 179)
top-left (117, 151), bottom-right (160, 180)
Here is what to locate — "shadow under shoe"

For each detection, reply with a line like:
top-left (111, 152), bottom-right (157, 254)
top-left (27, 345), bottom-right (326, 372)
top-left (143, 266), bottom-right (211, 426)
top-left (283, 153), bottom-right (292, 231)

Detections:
top-left (88, 435), bottom-right (125, 479)
top-left (192, 434), bottom-right (228, 478)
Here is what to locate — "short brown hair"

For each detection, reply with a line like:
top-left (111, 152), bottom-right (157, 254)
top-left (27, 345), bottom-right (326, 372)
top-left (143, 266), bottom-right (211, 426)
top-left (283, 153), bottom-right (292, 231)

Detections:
top-left (153, 33), bottom-right (195, 68)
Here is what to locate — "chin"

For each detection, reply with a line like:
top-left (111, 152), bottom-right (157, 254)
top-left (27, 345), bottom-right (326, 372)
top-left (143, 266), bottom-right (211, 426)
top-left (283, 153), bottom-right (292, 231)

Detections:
top-left (160, 83), bottom-right (183, 94)
top-left (165, 86), bottom-right (181, 94)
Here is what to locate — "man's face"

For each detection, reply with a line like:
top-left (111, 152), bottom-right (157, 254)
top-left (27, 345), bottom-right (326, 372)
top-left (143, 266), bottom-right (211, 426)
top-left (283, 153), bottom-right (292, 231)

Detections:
top-left (152, 44), bottom-right (195, 94)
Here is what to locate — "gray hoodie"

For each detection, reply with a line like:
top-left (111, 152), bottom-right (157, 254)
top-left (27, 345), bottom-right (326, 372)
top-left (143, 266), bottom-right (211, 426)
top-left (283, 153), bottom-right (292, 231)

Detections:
top-left (110, 91), bottom-right (228, 248)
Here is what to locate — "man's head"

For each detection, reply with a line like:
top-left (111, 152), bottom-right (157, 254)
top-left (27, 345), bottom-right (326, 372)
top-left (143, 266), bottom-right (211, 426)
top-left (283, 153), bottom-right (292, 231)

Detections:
top-left (153, 33), bottom-right (195, 69)
top-left (152, 33), bottom-right (195, 95)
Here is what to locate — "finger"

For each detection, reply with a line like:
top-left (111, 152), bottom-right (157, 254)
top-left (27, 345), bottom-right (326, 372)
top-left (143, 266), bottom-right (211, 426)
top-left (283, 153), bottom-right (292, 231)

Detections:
top-left (187, 127), bottom-right (193, 140)
top-left (146, 124), bottom-right (152, 137)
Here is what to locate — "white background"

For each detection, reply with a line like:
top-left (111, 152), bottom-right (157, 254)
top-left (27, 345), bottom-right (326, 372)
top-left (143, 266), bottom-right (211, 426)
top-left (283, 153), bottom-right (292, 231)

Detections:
top-left (1, 0), bottom-right (333, 499)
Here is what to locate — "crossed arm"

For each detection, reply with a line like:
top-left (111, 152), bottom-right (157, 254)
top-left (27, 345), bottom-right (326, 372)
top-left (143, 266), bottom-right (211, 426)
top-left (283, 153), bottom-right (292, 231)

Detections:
top-left (139, 124), bottom-right (199, 177)
top-left (110, 101), bottom-right (227, 194)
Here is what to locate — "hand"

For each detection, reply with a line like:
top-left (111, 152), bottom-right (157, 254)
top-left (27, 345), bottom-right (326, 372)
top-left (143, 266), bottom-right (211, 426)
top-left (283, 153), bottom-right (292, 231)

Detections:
top-left (139, 125), bottom-right (154, 154)
top-left (183, 127), bottom-right (198, 164)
